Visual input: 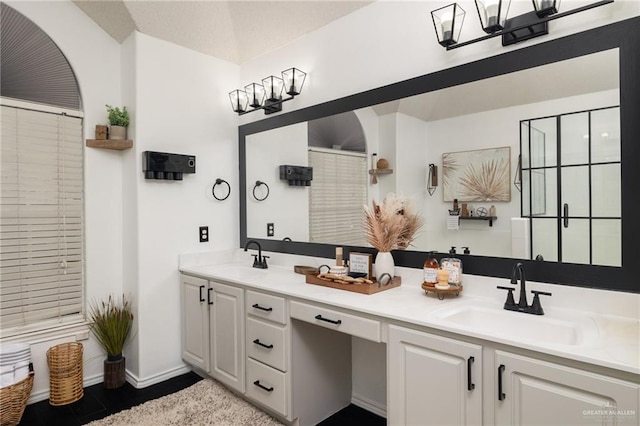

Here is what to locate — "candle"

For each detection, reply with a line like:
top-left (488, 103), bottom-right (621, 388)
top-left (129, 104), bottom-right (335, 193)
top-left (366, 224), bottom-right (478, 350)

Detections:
top-left (441, 10), bottom-right (453, 42)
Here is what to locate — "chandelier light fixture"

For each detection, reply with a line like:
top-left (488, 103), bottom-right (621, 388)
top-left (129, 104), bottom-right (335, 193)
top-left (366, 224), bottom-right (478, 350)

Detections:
top-left (229, 68), bottom-right (306, 115)
top-left (431, 0), bottom-right (613, 50)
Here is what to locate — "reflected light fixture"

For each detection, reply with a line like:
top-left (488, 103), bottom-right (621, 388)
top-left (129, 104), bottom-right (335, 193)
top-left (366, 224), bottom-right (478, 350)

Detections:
top-left (229, 68), bottom-right (306, 115)
top-left (431, 0), bottom-right (613, 50)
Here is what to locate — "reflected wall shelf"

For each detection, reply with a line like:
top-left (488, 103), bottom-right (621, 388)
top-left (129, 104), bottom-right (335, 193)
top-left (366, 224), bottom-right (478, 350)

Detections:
top-left (460, 216), bottom-right (497, 227)
top-left (86, 139), bottom-right (133, 150)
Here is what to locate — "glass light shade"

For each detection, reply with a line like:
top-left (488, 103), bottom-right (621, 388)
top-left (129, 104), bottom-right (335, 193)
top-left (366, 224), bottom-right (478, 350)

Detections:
top-left (245, 83), bottom-right (266, 108)
top-left (475, 0), bottom-right (511, 33)
top-left (431, 4), bottom-right (466, 48)
top-left (282, 68), bottom-right (306, 96)
top-left (532, 0), bottom-right (559, 17)
top-left (229, 89), bottom-right (248, 113)
top-left (262, 75), bottom-right (284, 102)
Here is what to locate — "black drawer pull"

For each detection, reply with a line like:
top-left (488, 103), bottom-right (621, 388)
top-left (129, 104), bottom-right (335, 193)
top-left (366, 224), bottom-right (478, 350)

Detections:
top-left (253, 339), bottom-right (274, 349)
top-left (199, 285), bottom-right (205, 302)
top-left (498, 364), bottom-right (506, 401)
top-left (252, 303), bottom-right (273, 312)
top-left (253, 380), bottom-right (274, 392)
top-left (207, 288), bottom-right (213, 305)
top-left (467, 356), bottom-right (475, 391)
top-left (315, 314), bottom-right (342, 325)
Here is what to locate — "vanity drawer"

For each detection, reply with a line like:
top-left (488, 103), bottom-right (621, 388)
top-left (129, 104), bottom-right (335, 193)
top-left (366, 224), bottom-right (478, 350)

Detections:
top-left (290, 300), bottom-right (381, 342)
top-left (246, 290), bottom-right (287, 325)
top-left (246, 357), bottom-right (288, 418)
top-left (246, 317), bottom-right (288, 372)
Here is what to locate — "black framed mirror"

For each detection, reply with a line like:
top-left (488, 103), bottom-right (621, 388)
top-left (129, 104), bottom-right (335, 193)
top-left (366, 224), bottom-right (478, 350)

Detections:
top-left (239, 17), bottom-right (639, 293)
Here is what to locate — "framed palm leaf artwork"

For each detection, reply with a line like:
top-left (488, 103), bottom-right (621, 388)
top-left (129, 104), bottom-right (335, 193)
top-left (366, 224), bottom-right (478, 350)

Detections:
top-left (442, 146), bottom-right (511, 202)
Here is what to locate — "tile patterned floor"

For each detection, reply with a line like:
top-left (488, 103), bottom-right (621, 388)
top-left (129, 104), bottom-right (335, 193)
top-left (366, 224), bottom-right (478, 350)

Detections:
top-left (18, 372), bottom-right (385, 425)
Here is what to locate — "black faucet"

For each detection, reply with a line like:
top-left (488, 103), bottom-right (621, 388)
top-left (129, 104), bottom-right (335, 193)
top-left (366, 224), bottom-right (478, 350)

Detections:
top-left (244, 240), bottom-right (268, 269)
top-left (497, 262), bottom-right (552, 315)
top-left (512, 262), bottom-right (528, 310)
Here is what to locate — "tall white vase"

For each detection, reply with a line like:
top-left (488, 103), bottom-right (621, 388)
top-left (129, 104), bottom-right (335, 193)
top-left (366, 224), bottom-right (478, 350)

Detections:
top-left (375, 251), bottom-right (395, 283)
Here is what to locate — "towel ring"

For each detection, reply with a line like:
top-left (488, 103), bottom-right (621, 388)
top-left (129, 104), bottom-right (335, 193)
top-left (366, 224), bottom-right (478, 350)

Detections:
top-left (212, 178), bottom-right (231, 201)
top-left (253, 180), bottom-right (270, 201)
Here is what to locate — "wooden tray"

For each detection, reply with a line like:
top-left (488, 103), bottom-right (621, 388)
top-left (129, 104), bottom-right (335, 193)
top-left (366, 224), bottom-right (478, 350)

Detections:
top-left (422, 283), bottom-right (463, 300)
top-left (306, 274), bottom-right (401, 295)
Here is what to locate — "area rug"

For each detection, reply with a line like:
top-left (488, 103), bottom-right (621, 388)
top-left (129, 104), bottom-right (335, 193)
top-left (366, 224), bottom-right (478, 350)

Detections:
top-left (87, 378), bottom-right (284, 426)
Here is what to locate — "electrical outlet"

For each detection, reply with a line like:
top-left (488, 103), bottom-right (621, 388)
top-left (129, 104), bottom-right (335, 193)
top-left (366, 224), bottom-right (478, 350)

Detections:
top-left (267, 223), bottom-right (275, 237)
top-left (199, 226), bottom-right (209, 242)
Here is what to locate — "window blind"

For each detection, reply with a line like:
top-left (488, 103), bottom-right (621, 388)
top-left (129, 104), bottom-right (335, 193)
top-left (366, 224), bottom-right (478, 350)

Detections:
top-left (308, 149), bottom-right (367, 246)
top-left (1, 105), bottom-right (84, 337)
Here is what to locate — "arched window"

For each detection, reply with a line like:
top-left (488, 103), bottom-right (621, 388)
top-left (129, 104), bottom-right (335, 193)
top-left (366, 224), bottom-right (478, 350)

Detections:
top-left (1, 3), bottom-right (84, 336)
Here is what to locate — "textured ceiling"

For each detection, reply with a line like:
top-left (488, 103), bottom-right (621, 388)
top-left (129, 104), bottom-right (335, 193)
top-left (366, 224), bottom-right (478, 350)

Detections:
top-left (72, 0), bottom-right (372, 64)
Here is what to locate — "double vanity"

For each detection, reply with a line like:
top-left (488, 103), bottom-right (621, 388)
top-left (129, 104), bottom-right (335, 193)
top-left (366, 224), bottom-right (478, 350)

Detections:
top-left (179, 251), bottom-right (639, 425)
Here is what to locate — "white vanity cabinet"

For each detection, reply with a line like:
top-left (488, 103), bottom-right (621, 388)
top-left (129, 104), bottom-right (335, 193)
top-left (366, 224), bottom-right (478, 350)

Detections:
top-left (209, 281), bottom-right (245, 393)
top-left (388, 325), bottom-right (483, 426)
top-left (180, 274), bottom-right (210, 372)
top-left (494, 350), bottom-right (640, 425)
top-left (245, 290), bottom-right (291, 418)
top-left (180, 275), bottom-right (245, 393)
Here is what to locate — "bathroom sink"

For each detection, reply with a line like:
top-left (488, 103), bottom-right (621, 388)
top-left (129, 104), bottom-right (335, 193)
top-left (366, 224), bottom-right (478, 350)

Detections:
top-left (432, 303), bottom-right (598, 346)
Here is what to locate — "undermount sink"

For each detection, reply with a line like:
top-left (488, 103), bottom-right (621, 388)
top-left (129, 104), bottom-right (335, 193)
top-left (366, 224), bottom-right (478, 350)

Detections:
top-left (432, 302), bottom-right (599, 346)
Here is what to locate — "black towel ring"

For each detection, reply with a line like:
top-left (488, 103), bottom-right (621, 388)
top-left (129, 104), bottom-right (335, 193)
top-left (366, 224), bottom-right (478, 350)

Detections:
top-left (212, 178), bottom-right (231, 201)
top-left (253, 180), bottom-right (270, 201)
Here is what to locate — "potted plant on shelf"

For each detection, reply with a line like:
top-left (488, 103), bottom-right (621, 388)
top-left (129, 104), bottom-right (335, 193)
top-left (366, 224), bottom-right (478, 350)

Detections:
top-left (105, 104), bottom-right (130, 140)
top-left (89, 294), bottom-right (134, 389)
top-left (364, 193), bottom-right (423, 282)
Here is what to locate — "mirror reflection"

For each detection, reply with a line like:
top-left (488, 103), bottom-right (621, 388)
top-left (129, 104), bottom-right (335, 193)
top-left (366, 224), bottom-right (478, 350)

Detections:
top-left (245, 48), bottom-right (620, 266)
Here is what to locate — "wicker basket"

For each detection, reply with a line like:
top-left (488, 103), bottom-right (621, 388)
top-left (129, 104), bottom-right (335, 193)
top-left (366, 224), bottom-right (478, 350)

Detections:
top-left (46, 342), bottom-right (83, 406)
top-left (0, 366), bottom-right (34, 426)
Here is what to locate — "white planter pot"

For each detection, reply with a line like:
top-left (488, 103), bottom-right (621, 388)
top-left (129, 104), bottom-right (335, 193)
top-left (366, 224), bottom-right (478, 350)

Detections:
top-left (375, 251), bottom-right (395, 283)
top-left (109, 125), bottom-right (127, 140)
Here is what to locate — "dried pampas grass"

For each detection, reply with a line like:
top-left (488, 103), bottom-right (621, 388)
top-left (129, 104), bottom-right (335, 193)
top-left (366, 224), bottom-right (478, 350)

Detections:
top-left (364, 193), bottom-right (423, 252)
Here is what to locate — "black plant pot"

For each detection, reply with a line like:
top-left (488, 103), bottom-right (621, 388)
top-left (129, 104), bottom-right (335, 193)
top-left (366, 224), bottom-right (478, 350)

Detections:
top-left (104, 353), bottom-right (126, 389)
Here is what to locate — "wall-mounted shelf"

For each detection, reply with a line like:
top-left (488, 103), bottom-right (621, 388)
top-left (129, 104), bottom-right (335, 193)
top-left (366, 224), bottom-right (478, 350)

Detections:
top-left (368, 169), bottom-right (393, 175)
top-left (86, 139), bottom-right (133, 150)
top-left (460, 216), bottom-right (497, 227)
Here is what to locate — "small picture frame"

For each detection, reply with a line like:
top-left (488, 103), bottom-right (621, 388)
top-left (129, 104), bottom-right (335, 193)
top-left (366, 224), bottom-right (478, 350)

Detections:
top-left (349, 252), bottom-right (372, 279)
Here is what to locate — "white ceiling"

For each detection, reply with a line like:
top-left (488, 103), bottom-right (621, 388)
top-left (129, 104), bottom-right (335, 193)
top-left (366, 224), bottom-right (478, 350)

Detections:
top-left (72, 0), bottom-right (372, 64)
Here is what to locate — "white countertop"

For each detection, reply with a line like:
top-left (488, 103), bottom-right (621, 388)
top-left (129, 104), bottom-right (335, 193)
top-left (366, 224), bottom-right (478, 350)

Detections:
top-left (179, 250), bottom-right (640, 376)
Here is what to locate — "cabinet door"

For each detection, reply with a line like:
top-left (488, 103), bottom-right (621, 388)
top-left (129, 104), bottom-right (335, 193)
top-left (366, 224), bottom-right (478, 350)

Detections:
top-left (495, 350), bottom-right (639, 425)
top-left (180, 275), bottom-right (210, 372)
top-left (210, 281), bottom-right (245, 393)
top-left (388, 325), bottom-right (482, 425)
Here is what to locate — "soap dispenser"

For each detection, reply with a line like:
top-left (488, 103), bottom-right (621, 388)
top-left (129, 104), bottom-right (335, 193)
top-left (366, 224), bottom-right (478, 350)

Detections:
top-left (423, 251), bottom-right (439, 288)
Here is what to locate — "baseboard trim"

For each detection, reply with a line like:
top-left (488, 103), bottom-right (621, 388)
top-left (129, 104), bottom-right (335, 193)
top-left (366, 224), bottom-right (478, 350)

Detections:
top-left (126, 364), bottom-right (192, 389)
top-left (351, 392), bottom-right (387, 418)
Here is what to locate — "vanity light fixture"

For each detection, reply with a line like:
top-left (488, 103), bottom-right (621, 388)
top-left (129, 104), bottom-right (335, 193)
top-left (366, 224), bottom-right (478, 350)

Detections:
top-left (229, 68), bottom-right (306, 115)
top-left (431, 0), bottom-right (613, 50)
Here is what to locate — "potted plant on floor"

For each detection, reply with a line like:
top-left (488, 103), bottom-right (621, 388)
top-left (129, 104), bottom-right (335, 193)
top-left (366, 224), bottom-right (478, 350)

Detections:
top-left (105, 104), bottom-right (130, 140)
top-left (89, 294), bottom-right (134, 389)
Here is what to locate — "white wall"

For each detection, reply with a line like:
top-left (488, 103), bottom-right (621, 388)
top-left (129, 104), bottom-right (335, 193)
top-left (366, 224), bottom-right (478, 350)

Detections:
top-left (130, 32), bottom-right (239, 384)
top-left (239, 0), bottom-right (638, 124)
